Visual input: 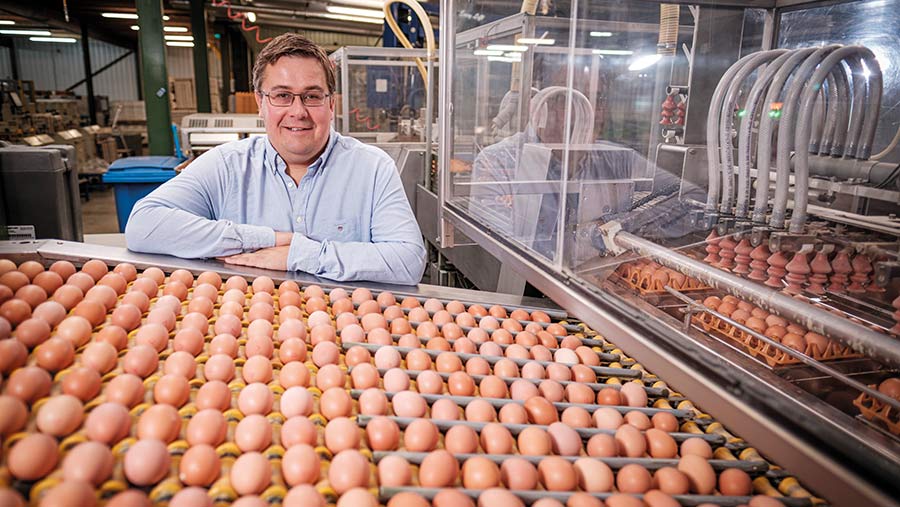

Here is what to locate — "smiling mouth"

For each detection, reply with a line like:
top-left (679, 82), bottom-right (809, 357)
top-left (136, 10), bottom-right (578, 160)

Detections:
top-left (284, 126), bottom-right (311, 132)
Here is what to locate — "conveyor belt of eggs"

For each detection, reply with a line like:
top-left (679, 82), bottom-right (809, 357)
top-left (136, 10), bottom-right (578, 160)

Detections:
top-left (613, 228), bottom-right (900, 437)
top-left (0, 258), bottom-right (822, 507)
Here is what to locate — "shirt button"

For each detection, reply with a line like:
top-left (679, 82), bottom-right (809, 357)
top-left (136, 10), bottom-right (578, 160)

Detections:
top-left (296, 216), bottom-right (303, 224)
top-left (287, 182), bottom-right (294, 188)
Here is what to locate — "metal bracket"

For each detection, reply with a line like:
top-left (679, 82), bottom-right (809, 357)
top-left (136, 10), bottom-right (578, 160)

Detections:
top-left (597, 221), bottom-right (625, 256)
top-left (768, 232), bottom-right (817, 253)
top-left (874, 261), bottom-right (900, 287)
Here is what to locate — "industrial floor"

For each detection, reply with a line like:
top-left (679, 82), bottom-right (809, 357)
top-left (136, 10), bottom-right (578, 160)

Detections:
top-left (82, 185), bottom-right (120, 234)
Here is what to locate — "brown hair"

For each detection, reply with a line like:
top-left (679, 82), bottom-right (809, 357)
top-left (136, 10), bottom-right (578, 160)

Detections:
top-left (252, 33), bottom-right (335, 93)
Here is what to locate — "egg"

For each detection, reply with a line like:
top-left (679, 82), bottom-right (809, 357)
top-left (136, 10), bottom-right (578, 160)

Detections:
top-left (415, 370), bottom-right (444, 395)
top-left (616, 463), bottom-right (652, 493)
top-left (718, 467), bottom-right (753, 496)
top-left (242, 355), bottom-right (274, 384)
top-left (383, 367), bottom-right (411, 391)
top-left (124, 438), bottom-right (171, 486)
top-left (524, 396), bottom-right (559, 424)
top-left (366, 415), bottom-right (400, 450)
top-left (36, 394), bottom-right (83, 436)
top-left (680, 437), bottom-right (713, 458)
top-left (209, 334), bottom-right (239, 357)
top-left (55, 316), bottom-right (92, 347)
top-left (328, 449), bottom-right (370, 494)
top-left (136, 322), bottom-right (171, 351)
top-left (325, 416), bottom-right (361, 453)
top-left (0, 338), bottom-right (27, 373)
top-left (359, 388), bottom-right (389, 415)
top-left (624, 410), bottom-right (652, 430)
top-left (34, 336), bottom-right (75, 371)
top-left (404, 417), bottom-right (439, 452)
top-left (0, 490), bottom-right (24, 507)
top-left (31, 300), bottom-right (66, 327)
top-left (280, 362), bottom-right (311, 389)
top-left (238, 382), bottom-right (274, 415)
top-left (187, 409), bottom-right (228, 446)
top-left (418, 449), bottom-right (459, 487)
top-left (651, 411), bottom-right (679, 432)
top-left (652, 466), bottom-right (690, 495)
top-left (375, 455), bottom-right (411, 488)
top-left (573, 457), bottom-right (614, 492)
top-left (392, 390), bottom-right (428, 418)
top-left (318, 386), bottom-right (353, 419)
top-left (677, 454), bottom-right (716, 494)
top-left (283, 485), bottom-right (326, 507)
top-left (596, 387), bottom-right (623, 405)
top-left (538, 456), bottom-right (577, 491)
top-left (62, 441), bottom-right (114, 485)
top-left (586, 433), bottom-right (618, 457)
top-left (463, 456), bottom-right (501, 489)
top-left (95, 325), bottom-right (128, 350)
top-left (445, 425), bottom-right (479, 454)
top-left (81, 341), bottom-right (118, 374)
top-left (498, 403), bottom-right (528, 424)
top-left (431, 398), bottom-right (461, 420)
top-left (539, 379), bottom-right (566, 402)
top-left (123, 344), bottom-right (160, 377)
top-left (465, 399), bottom-right (496, 422)
top-left (153, 374), bottom-right (190, 407)
top-left (137, 403), bottom-right (181, 442)
top-left (85, 402), bottom-right (131, 444)
top-left (615, 424), bottom-right (646, 457)
top-left (203, 354), bottom-right (235, 382)
top-left (282, 444), bottom-right (321, 486)
top-left (7, 433), bottom-right (59, 480)
top-left (516, 426), bottom-right (551, 455)
top-left (646, 428), bottom-right (678, 458)
top-left (480, 423), bottom-right (514, 454)
top-left (337, 488), bottom-right (379, 507)
top-left (231, 452), bottom-right (272, 495)
top-left (38, 480), bottom-right (97, 507)
top-left (0, 395), bottom-right (28, 436)
top-left (465, 357), bottom-right (492, 376)
top-left (5, 366), bottom-right (52, 403)
top-left (104, 373), bottom-right (146, 408)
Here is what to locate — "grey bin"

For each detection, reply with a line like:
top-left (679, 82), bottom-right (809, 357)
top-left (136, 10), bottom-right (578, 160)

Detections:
top-left (0, 144), bottom-right (83, 242)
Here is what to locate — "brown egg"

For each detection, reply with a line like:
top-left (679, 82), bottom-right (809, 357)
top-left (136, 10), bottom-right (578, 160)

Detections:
top-left (718, 467), bottom-right (753, 495)
top-left (84, 402), bottom-right (131, 444)
top-left (7, 433), bottom-right (59, 480)
top-left (440, 425), bottom-right (475, 454)
top-left (463, 456), bottom-right (501, 489)
top-left (224, 275), bottom-right (248, 292)
top-left (547, 421), bottom-right (582, 456)
top-left (30, 301), bottom-right (66, 329)
top-left (104, 373), bottom-right (145, 408)
top-left (147, 306), bottom-right (177, 331)
top-left (517, 426), bottom-right (551, 455)
top-left (196, 380), bottom-right (231, 411)
top-left (419, 449), bottom-right (459, 487)
top-left (448, 371), bottom-right (477, 396)
top-left (642, 490), bottom-right (680, 507)
top-left (85, 284), bottom-right (117, 310)
top-left (208, 334), bottom-right (239, 357)
top-left (620, 382), bottom-right (648, 407)
top-left (52, 284), bottom-right (84, 310)
top-left (230, 452), bottom-right (271, 495)
top-left (203, 354), bottom-right (235, 382)
top-left (561, 406), bottom-right (593, 428)
top-left (4, 365), bottom-right (52, 403)
top-left (748, 495), bottom-right (787, 507)
top-left (524, 396), bottom-right (559, 424)
top-left (804, 332), bottom-right (828, 355)
top-left (615, 424), bottom-right (646, 457)
top-left (38, 480), bottom-right (97, 507)
top-left (479, 422), bottom-right (514, 454)
top-left (281, 416), bottom-right (318, 449)
top-left (624, 410), bottom-right (652, 430)
top-left (539, 379), bottom-right (565, 402)
top-left (596, 387), bottom-right (622, 406)
top-left (242, 355), bottom-right (274, 384)
top-left (323, 416), bottom-right (360, 454)
top-left (509, 379), bottom-right (539, 400)
top-left (33, 271), bottom-right (64, 296)
top-left (318, 386), bottom-right (352, 419)
top-left (281, 444), bottom-right (321, 486)
top-left (0, 298), bottom-right (31, 326)
top-left (0, 270), bottom-right (29, 291)
top-left (414, 370), bottom-right (443, 395)
top-left (646, 428), bottom-right (678, 458)
top-left (235, 414), bottom-right (273, 451)
top-left (238, 382), bottom-right (274, 415)
top-left (466, 357), bottom-right (492, 376)
top-left (137, 403), bottom-right (181, 442)
top-left (653, 466), bottom-right (690, 495)
top-left (0, 395), bottom-right (28, 436)
top-left (392, 390), bottom-right (428, 418)
top-left (61, 366), bottom-right (102, 401)
top-left (680, 437), bottom-right (713, 459)
top-left (16, 284), bottom-right (47, 308)
top-left (677, 454), bottom-right (716, 494)
top-left (586, 433), bottom-right (618, 457)
top-left (0, 338), bottom-right (27, 373)
top-left (186, 408), bottom-right (227, 446)
top-left (878, 377), bottom-right (900, 400)
top-left (72, 299), bottom-right (107, 327)
top-left (124, 438), bottom-right (171, 486)
top-left (496, 403), bottom-right (527, 425)
top-left (404, 417), bottom-right (439, 452)
top-left (0, 490), bottom-right (25, 507)
top-left (110, 304), bottom-right (142, 331)
top-left (477, 375), bottom-right (507, 399)
top-left (55, 316), bottom-right (93, 347)
top-left (279, 362), bottom-right (311, 389)
top-left (465, 399), bottom-right (496, 422)
top-left (616, 463), bottom-right (652, 493)
top-left (164, 351), bottom-right (197, 379)
top-left (123, 344), bottom-right (160, 377)
top-left (95, 325), bottom-right (128, 351)
top-left (538, 456), bottom-right (577, 491)
top-left (651, 412), bottom-right (679, 432)
top-left (431, 398), bottom-right (461, 420)
top-left (34, 336), bottom-right (75, 371)
top-left (573, 457), bottom-right (614, 492)
top-left (178, 444), bottom-right (221, 487)
top-left (328, 449), bottom-right (370, 494)
top-left (62, 441), bottom-right (114, 485)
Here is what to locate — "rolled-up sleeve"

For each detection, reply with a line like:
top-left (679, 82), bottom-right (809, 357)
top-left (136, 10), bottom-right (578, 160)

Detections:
top-left (286, 159), bottom-right (426, 285)
top-left (124, 149), bottom-right (276, 259)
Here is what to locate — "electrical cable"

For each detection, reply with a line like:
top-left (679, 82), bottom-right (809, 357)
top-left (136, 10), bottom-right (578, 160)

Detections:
top-left (210, 0), bottom-right (272, 44)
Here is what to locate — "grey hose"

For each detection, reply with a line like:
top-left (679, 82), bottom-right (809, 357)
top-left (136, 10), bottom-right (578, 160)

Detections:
top-left (771, 45), bottom-right (839, 229)
top-left (751, 48), bottom-right (817, 223)
top-left (719, 49), bottom-right (787, 215)
top-left (812, 73), bottom-right (837, 154)
top-left (705, 53), bottom-right (761, 213)
top-left (843, 55), bottom-right (868, 159)
top-left (857, 51), bottom-right (883, 160)
top-left (826, 63), bottom-right (851, 157)
top-left (791, 46), bottom-right (865, 233)
top-left (735, 50), bottom-right (795, 219)
top-left (809, 87), bottom-right (826, 154)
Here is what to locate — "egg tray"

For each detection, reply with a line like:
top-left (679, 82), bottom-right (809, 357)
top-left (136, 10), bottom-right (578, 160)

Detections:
top-left (852, 389), bottom-right (900, 436)
top-left (614, 263), bottom-right (711, 296)
top-left (689, 312), bottom-right (861, 368)
top-left (0, 260), bottom-right (822, 507)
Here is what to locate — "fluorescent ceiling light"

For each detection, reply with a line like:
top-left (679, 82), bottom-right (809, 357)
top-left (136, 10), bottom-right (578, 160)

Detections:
top-left (485, 44), bottom-right (528, 52)
top-left (0, 20), bottom-right (15, 25)
top-left (0, 29), bottom-right (52, 36)
top-left (102, 12), bottom-right (139, 19)
top-left (517, 38), bottom-right (555, 45)
top-left (473, 49), bottom-right (503, 56)
top-left (164, 26), bottom-right (189, 32)
top-left (321, 13), bottom-right (384, 24)
top-left (592, 49), bottom-right (633, 55)
top-left (131, 25), bottom-right (139, 30)
top-left (166, 41), bottom-right (195, 47)
top-left (246, 12), bottom-right (256, 23)
top-left (487, 56), bottom-right (520, 63)
top-left (503, 52), bottom-right (522, 60)
top-left (325, 5), bottom-right (384, 18)
top-left (628, 53), bottom-right (662, 71)
top-left (330, 0), bottom-right (386, 8)
top-left (163, 15), bottom-right (170, 21)
top-left (30, 37), bottom-right (77, 43)
top-left (590, 31), bottom-right (613, 37)
top-left (165, 35), bottom-right (194, 41)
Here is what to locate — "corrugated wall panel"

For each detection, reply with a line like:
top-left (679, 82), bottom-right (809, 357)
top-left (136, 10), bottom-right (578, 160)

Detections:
top-left (167, 47), bottom-right (195, 79)
top-left (0, 47), bottom-right (11, 79)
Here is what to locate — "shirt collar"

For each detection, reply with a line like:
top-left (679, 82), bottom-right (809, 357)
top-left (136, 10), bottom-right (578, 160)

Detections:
top-left (264, 129), bottom-right (338, 177)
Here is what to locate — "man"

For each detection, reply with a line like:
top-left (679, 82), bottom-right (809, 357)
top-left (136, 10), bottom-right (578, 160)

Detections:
top-left (125, 34), bottom-right (426, 285)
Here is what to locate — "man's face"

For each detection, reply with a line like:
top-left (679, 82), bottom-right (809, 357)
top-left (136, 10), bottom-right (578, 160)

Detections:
top-left (255, 56), bottom-right (334, 168)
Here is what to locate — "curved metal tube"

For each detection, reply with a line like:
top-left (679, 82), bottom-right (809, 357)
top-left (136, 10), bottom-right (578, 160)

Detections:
top-left (614, 231), bottom-right (900, 370)
top-left (719, 50), bottom-right (787, 215)
top-left (736, 50), bottom-right (795, 219)
top-left (751, 48), bottom-right (817, 224)
top-left (827, 63), bottom-right (851, 157)
top-left (705, 53), bottom-right (760, 213)
top-left (843, 55), bottom-right (868, 159)
top-left (857, 52), bottom-right (883, 160)
top-left (771, 45), bottom-right (839, 229)
top-left (812, 73), bottom-right (837, 154)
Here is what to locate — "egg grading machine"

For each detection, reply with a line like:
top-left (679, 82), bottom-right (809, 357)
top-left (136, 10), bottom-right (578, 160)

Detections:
top-left (1, 239), bottom-right (824, 507)
top-left (436, 1), bottom-right (900, 506)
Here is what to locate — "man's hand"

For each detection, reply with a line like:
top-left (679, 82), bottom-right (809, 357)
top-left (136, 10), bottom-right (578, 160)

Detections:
top-left (221, 246), bottom-right (290, 270)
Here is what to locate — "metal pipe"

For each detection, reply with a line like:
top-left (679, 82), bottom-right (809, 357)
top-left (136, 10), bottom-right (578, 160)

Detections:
top-left (772, 46), bottom-right (838, 229)
top-left (858, 52), bottom-right (883, 160)
top-left (792, 47), bottom-right (867, 233)
top-left (792, 154), bottom-right (899, 183)
top-left (843, 55), bottom-right (867, 159)
top-left (736, 50), bottom-right (795, 219)
top-left (719, 50), bottom-right (787, 215)
top-left (808, 86), bottom-right (826, 155)
top-left (825, 63), bottom-right (851, 156)
top-left (751, 48), bottom-right (816, 223)
top-left (613, 231), bottom-right (900, 369)
top-left (665, 286), bottom-right (900, 413)
top-left (705, 53), bottom-right (760, 213)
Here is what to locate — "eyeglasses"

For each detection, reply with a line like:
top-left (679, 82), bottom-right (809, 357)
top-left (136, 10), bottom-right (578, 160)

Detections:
top-left (258, 90), bottom-right (332, 107)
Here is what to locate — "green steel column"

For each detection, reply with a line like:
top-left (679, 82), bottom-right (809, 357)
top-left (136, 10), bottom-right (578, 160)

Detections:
top-left (136, 0), bottom-right (173, 156)
top-left (190, 0), bottom-right (211, 113)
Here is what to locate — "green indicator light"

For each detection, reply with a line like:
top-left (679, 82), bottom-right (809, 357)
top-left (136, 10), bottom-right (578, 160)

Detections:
top-left (737, 109), bottom-right (747, 118)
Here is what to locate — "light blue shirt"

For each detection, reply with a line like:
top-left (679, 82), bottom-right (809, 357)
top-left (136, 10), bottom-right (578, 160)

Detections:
top-left (124, 131), bottom-right (426, 285)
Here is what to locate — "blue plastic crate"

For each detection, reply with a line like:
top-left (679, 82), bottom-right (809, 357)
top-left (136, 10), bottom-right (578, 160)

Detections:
top-left (102, 156), bottom-right (182, 233)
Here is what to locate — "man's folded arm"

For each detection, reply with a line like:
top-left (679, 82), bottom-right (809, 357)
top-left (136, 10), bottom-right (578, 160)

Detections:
top-left (124, 150), bottom-right (275, 259)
